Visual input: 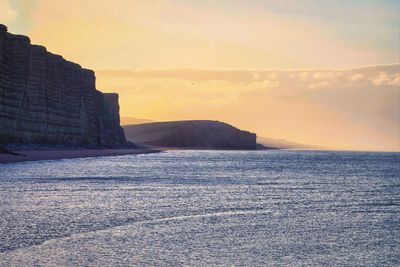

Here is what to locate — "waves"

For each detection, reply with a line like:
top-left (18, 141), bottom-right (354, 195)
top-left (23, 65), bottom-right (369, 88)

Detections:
top-left (1, 150), bottom-right (399, 265)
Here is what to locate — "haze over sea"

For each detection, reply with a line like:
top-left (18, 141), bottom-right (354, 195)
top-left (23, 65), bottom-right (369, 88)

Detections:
top-left (0, 150), bottom-right (399, 266)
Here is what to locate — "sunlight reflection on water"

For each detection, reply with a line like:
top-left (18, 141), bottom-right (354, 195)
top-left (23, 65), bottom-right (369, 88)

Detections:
top-left (0, 150), bottom-right (399, 266)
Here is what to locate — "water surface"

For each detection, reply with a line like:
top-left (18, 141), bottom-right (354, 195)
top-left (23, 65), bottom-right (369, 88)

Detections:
top-left (0, 150), bottom-right (399, 266)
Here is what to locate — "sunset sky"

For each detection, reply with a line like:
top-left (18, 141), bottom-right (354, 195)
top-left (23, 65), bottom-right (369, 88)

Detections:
top-left (1, 0), bottom-right (399, 151)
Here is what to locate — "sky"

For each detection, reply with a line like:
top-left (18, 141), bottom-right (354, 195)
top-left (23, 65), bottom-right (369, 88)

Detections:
top-left (1, 0), bottom-right (399, 151)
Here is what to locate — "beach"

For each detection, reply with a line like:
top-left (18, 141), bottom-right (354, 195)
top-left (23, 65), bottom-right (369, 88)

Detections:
top-left (0, 148), bottom-right (160, 164)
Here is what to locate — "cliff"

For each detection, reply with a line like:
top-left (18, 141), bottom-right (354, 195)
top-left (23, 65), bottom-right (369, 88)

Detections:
top-left (0, 24), bottom-right (126, 146)
top-left (123, 120), bottom-right (257, 150)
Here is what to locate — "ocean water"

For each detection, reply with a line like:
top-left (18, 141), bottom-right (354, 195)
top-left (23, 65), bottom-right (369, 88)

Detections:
top-left (0, 150), bottom-right (399, 266)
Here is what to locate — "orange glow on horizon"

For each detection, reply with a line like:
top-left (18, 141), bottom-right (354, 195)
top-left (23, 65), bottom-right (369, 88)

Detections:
top-left (1, 0), bottom-right (399, 151)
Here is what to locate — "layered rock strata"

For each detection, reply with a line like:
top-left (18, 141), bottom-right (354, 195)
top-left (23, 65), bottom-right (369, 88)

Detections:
top-left (0, 24), bottom-right (125, 146)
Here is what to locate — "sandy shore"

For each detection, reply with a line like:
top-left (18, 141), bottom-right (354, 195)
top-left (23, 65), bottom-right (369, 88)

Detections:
top-left (0, 148), bottom-right (161, 164)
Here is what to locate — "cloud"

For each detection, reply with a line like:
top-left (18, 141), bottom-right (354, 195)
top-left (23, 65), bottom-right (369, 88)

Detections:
top-left (97, 64), bottom-right (399, 89)
top-left (96, 64), bottom-right (400, 152)
top-left (349, 73), bottom-right (364, 82)
top-left (308, 81), bottom-right (332, 90)
top-left (312, 72), bottom-right (336, 80)
top-left (370, 72), bottom-right (400, 86)
top-left (248, 79), bottom-right (280, 90)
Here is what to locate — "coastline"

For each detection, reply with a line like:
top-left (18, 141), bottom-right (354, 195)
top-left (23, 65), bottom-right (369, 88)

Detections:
top-left (0, 148), bottom-right (161, 164)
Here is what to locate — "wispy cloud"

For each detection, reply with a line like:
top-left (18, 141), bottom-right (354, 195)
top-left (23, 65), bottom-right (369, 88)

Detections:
top-left (97, 64), bottom-right (400, 151)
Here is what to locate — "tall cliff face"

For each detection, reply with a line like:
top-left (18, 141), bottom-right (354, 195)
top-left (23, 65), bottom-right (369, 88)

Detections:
top-left (0, 24), bottom-right (126, 146)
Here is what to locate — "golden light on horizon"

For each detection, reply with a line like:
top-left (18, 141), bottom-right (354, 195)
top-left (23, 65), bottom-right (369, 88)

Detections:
top-left (96, 66), bottom-right (400, 152)
top-left (1, 0), bottom-right (399, 151)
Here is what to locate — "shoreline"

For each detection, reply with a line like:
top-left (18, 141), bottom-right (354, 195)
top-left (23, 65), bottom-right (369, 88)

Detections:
top-left (0, 148), bottom-right (161, 164)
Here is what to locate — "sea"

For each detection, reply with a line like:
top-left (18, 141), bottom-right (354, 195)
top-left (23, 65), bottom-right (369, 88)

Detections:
top-left (0, 150), bottom-right (399, 266)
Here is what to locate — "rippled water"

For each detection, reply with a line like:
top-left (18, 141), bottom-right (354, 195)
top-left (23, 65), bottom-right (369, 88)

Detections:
top-left (0, 150), bottom-right (399, 266)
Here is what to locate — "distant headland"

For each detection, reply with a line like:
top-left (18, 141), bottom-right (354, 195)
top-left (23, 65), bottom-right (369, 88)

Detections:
top-left (123, 120), bottom-right (258, 150)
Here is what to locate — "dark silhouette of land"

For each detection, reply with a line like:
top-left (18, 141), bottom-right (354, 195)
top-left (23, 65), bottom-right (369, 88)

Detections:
top-left (123, 120), bottom-right (257, 150)
top-left (0, 24), bottom-right (162, 162)
top-left (0, 24), bottom-right (125, 147)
